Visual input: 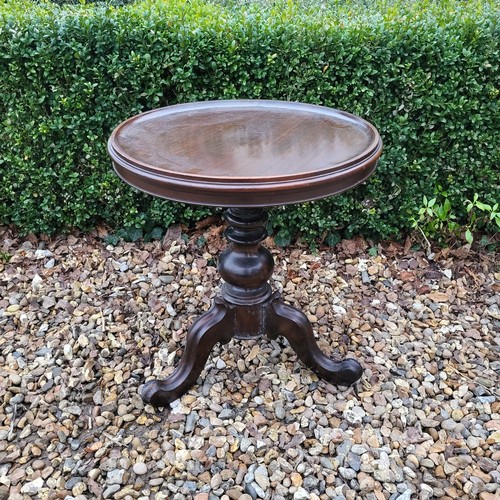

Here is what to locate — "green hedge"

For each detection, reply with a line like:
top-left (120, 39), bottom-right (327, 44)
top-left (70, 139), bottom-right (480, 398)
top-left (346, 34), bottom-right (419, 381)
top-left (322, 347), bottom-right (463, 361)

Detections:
top-left (0, 0), bottom-right (498, 242)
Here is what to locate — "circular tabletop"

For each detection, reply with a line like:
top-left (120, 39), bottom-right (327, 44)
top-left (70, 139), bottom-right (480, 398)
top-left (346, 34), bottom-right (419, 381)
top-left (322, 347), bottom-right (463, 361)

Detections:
top-left (108, 100), bottom-right (382, 207)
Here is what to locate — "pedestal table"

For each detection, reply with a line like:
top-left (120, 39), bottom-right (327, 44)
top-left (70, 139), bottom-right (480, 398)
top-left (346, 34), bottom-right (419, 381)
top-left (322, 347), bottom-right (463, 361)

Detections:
top-left (108, 100), bottom-right (382, 407)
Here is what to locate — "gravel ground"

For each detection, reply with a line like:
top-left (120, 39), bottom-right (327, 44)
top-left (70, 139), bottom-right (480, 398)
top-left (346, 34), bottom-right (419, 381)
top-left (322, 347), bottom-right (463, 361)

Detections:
top-left (0, 223), bottom-right (499, 500)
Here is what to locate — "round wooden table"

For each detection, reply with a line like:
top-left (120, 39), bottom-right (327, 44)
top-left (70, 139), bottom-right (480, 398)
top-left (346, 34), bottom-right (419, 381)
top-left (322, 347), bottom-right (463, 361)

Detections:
top-left (108, 100), bottom-right (382, 407)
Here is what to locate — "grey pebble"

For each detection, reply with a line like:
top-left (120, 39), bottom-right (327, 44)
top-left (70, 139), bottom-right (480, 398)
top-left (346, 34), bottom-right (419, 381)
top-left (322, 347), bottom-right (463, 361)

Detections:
top-left (65, 477), bottom-right (82, 489)
top-left (293, 487), bottom-right (311, 500)
top-left (319, 457), bottom-right (336, 469)
top-left (219, 408), bottom-right (236, 420)
top-left (185, 411), bottom-right (199, 433)
top-left (10, 394), bottom-right (25, 405)
top-left (339, 467), bottom-right (356, 480)
top-left (346, 452), bottom-right (361, 471)
top-left (133, 462), bottom-right (147, 475)
top-left (274, 403), bottom-right (286, 420)
top-left (102, 485), bottom-right (120, 499)
top-left (395, 492), bottom-right (412, 500)
top-left (240, 437), bottom-right (253, 453)
top-left (251, 481), bottom-right (267, 499)
top-left (106, 469), bottom-right (125, 485)
top-left (441, 419), bottom-right (458, 431)
top-left (245, 482), bottom-right (258, 499)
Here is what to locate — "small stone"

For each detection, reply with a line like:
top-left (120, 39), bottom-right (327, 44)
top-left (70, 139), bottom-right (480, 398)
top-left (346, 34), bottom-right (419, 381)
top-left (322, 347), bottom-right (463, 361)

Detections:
top-left (194, 494), bottom-right (209, 500)
top-left (343, 409), bottom-right (362, 425)
top-left (66, 477), bottom-right (82, 490)
top-left (361, 270), bottom-right (371, 284)
top-left (21, 478), bottom-right (44, 495)
top-left (31, 274), bottom-right (43, 291)
top-left (441, 419), bottom-right (458, 431)
top-left (219, 408), bottom-right (236, 420)
top-left (294, 487), bottom-right (310, 500)
top-left (374, 468), bottom-right (393, 482)
top-left (366, 435), bottom-right (380, 448)
top-left (448, 455), bottom-right (473, 468)
top-left (290, 472), bottom-right (303, 487)
top-left (216, 358), bottom-right (227, 369)
top-left (185, 411), bottom-right (199, 433)
top-left (420, 484), bottom-right (434, 499)
top-left (346, 452), bottom-right (361, 471)
top-left (487, 431), bottom-right (500, 444)
top-left (420, 418), bottom-right (440, 428)
top-left (395, 491), bottom-right (412, 500)
top-left (254, 465), bottom-right (269, 490)
top-left (320, 457), bottom-right (335, 469)
top-left (117, 404), bottom-right (128, 416)
top-left (211, 473), bottom-right (223, 489)
top-left (103, 485), bottom-right (121, 498)
top-left (31, 460), bottom-right (46, 471)
top-left (339, 467), bottom-right (356, 480)
top-left (240, 437), bottom-right (252, 453)
top-left (477, 457), bottom-right (496, 473)
top-left (44, 258), bottom-right (55, 269)
top-left (467, 436), bottom-right (481, 449)
top-left (210, 436), bottom-right (226, 448)
top-left (133, 462), bottom-right (147, 475)
top-left (308, 442), bottom-right (323, 455)
top-left (35, 249), bottom-right (53, 259)
top-left (274, 403), bottom-right (286, 420)
top-left (42, 296), bottom-right (56, 308)
top-left (359, 475), bottom-right (375, 492)
top-left (480, 494), bottom-right (500, 500)
top-left (485, 420), bottom-right (500, 431)
top-left (107, 469), bottom-right (125, 485)
top-left (63, 344), bottom-right (73, 360)
top-left (245, 482), bottom-right (258, 499)
top-left (72, 482), bottom-right (86, 496)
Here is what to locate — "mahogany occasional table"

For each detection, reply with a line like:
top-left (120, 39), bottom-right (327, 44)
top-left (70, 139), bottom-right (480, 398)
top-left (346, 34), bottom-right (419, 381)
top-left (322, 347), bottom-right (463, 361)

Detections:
top-left (108, 100), bottom-right (382, 408)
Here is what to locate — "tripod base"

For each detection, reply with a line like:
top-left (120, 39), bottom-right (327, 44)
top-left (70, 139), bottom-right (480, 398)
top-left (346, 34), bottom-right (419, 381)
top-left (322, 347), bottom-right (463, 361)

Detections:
top-left (141, 208), bottom-right (362, 408)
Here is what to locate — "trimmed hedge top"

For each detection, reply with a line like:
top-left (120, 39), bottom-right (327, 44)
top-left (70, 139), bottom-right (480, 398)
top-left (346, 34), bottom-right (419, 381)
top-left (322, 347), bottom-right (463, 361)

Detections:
top-left (0, 0), bottom-right (498, 241)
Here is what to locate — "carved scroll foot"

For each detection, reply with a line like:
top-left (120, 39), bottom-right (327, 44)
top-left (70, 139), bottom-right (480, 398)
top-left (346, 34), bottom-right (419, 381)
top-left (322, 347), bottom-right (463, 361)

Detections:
top-left (141, 299), bottom-right (234, 408)
top-left (266, 295), bottom-right (362, 386)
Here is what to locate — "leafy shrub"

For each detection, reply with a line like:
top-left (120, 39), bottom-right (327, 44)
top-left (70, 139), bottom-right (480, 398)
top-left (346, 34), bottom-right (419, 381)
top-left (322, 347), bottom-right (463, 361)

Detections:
top-left (0, 0), bottom-right (498, 242)
top-left (49, 0), bottom-right (137, 5)
top-left (412, 189), bottom-right (500, 246)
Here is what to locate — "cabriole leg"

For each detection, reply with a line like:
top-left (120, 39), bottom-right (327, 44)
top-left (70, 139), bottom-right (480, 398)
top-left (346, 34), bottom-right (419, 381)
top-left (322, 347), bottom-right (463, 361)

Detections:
top-left (266, 294), bottom-right (363, 386)
top-left (141, 299), bottom-right (234, 408)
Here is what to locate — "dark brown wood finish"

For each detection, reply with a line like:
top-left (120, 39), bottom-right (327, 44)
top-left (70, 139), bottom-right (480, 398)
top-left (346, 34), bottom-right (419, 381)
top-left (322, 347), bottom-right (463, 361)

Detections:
top-left (108, 100), bottom-right (382, 207)
top-left (108, 100), bottom-right (382, 408)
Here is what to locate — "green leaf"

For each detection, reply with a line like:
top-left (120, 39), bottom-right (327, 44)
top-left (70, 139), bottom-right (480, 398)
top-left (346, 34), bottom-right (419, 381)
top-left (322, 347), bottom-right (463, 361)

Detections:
top-left (104, 234), bottom-right (121, 246)
top-left (127, 228), bottom-right (143, 242)
top-left (476, 201), bottom-right (492, 211)
top-left (325, 232), bottom-right (341, 247)
top-left (274, 230), bottom-right (292, 247)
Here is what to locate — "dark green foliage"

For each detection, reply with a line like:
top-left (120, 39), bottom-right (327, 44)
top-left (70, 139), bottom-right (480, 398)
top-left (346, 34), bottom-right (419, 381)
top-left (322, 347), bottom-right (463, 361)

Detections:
top-left (0, 0), bottom-right (498, 242)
